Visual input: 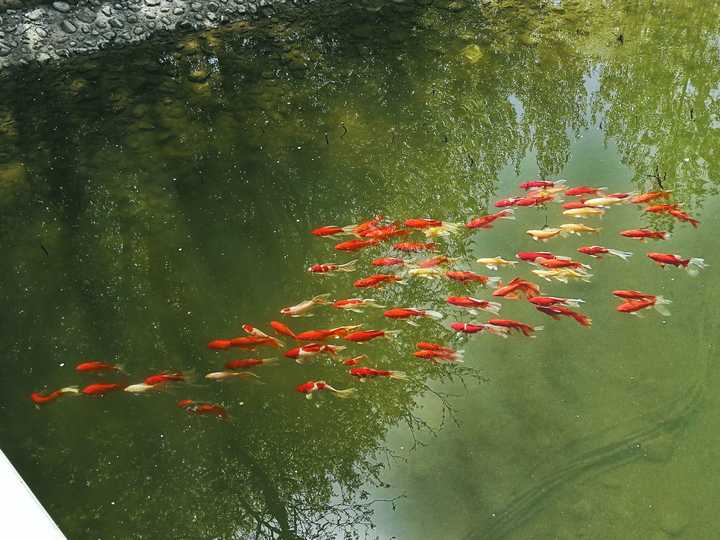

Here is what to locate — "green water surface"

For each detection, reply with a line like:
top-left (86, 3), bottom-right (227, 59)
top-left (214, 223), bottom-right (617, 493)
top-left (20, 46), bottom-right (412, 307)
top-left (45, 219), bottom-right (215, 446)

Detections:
top-left (1, 1), bottom-right (719, 539)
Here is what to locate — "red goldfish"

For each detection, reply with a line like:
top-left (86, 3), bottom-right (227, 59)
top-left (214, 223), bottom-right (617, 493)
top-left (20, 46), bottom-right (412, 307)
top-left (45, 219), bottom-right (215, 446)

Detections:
top-left (577, 246), bottom-right (633, 260)
top-left (535, 257), bottom-right (590, 270)
top-left (630, 191), bottom-right (672, 204)
top-left (487, 319), bottom-right (543, 337)
top-left (342, 354), bottom-right (368, 366)
top-left (520, 180), bottom-right (562, 190)
top-left (620, 229), bottom-right (670, 241)
top-left (416, 342), bottom-right (456, 353)
top-left (668, 208), bottom-right (700, 228)
top-left (450, 322), bottom-right (509, 337)
top-left (393, 242), bottom-right (437, 252)
top-left (360, 225), bottom-right (410, 240)
top-left (528, 296), bottom-right (584, 308)
top-left (616, 300), bottom-right (670, 316)
top-left (242, 324), bottom-right (283, 347)
top-left (446, 296), bottom-right (501, 314)
top-left (227, 336), bottom-right (278, 350)
top-left (207, 339), bottom-right (232, 350)
top-left (296, 380), bottom-right (356, 399)
top-left (495, 197), bottom-right (521, 208)
top-left (515, 195), bottom-right (554, 206)
top-left (383, 308), bottom-right (443, 322)
top-left (30, 386), bottom-right (79, 405)
top-left (644, 204), bottom-right (678, 214)
top-left (144, 372), bottom-right (189, 386)
top-left (271, 320), bottom-right (296, 338)
top-left (224, 358), bottom-right (277, 369)
top-left (294, 325), bottom-right (362, 341)
top-left (335, 238), bottom-right (379, 252)
top-left (404, 218), bottom-right (443, 228)
top-left (81, 383), bottom-right (125, 395)
top-left (353, 274), bottom-right (404, 288)
top-left (372, 257), bottom-right (405, 267)
top-left (75, 361), bottom-right (124, 373)
top-left (492, 277), bottom-right (541, 299)
top-left (562, 200), bottom-right (588, 210)
top-left (343, 330), bottom-right (401, 343)
top-left (311, 225), bottom-right (351, 237)
top-left (349, 367), bottom-right (407, 381)
top-left (465, 209), bottom-right (515, 229)
top-left (516, 251), bottom-right (555, 262)
top-left (332, 298), bottom-right (386, 312)
top-left (178, 400), bottom-right (228, 419)
top-left (308, 259), bottom-right (357, 274)
top-left (646, 252), bottom-right (707, 275)
top-left (417, 255), bottom-right (457, 268)
top-left (445, 271), bottom-right (501, 287)
top-left (535, 305), bottom-right (592, 327)
top-left (413, 349), bottom-right (463, 362)
top-left (565, 186), bottom-right (606, 197)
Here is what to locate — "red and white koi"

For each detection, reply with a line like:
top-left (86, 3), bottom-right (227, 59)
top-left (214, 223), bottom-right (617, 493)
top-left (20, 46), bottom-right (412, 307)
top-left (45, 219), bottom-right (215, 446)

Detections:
top-left (577, 246), bottom-right (633, 260)
top-left (178, 400), bottom-right (228, 419)
top-left (342, 354), bottom-right (368, 366)
top-left (450, 322), bottom-right (509, 337)
top-left (529, 296), bottom-right (585, 308)
top-left (294, 325), bottom-right (362, 341)
top-left (516, 251), bottom-right (556, 262)
top-left (284, 343), bottom-right (346, 363)
top-left (308, 259), bottom-right (358, 274)
top-left (30, 386), bottom-right (79, 405)
top-left (383, 308), bottom-right (443, 324)
top-left (205, 371), bottom-right (259, 381)
top-left (296, 380), bottom-right (356, 399)
top-left (343, 330), bottom-right (401, 343)
top-left (520, 180), bottom-right (564, 190)
top-left (225, 358), bottom-right (277, 369)
top-left (242, 324), bottom-right (283, 348)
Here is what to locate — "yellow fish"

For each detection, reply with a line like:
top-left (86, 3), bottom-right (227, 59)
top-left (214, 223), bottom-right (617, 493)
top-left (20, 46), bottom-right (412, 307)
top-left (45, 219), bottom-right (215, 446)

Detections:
top-left (408, 267), bottom-right (445, 279)
top-left (559, 223), bottom-right (601, 235)
top-left (583, 196), bottom-right (626, 208)
top-left (423, 222), bottom-right (461, 238)
top-left (562, 207), bottom-right (605, 219)
top-left (476, 257), bottom-right (519, 271)
top-left (532, 268), bottom-right (593, 283)
top-left (526, 228), bottom-right (563, 241)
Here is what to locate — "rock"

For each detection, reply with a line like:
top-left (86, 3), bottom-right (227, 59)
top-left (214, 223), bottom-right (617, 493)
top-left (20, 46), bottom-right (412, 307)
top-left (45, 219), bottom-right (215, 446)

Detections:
top-left (109, 18), bottom-right (123, 29)
top-left (145, 0), bottom-right (160, 5)
top-left (127, 14), bottom-right (138, 23)
top-left (101, 6), bottom-right (112, 16)
top-left (461, 43), bottom-right (484, 63)
top-left (35, 27), bottom-right (48, 37)
top-left (133, 26), bottom-right (144, 35)
top-left (77, 9), bottom-right (97, 24)
top-left (188, 68), bottom-right (209, 82)
top-left (52, 2), bottom-right (71, 13)
top-left (61, 20), bottom-right (78, 34)
top-left (659, 511), bottom-right (689, 536)
top-left (26, 9), bottom-right (45, 21)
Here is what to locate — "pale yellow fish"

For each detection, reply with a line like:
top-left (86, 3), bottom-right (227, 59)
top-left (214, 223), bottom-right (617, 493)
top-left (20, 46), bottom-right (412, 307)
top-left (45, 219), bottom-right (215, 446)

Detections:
top-left (562, 207), bottom-right (605, 219)
top-left (205, 371), bottom-right (259, 381)
top-left (559, 223), bottom-right (601, 235)
top-left (280, 293), bottom-right (330, 317)
top-left (583, 196), bottom-right (626, 208)
top-left (527, 185), bottom-right (566, 197)
top-left (476, 257), bottom-right (518, 271)
top-left (526, 228), bottom-right (563, 241)
top-left (532, 268), bottom-right (593, 283)
top-left (408, 267), bottom-right (445, 279)
top-left (124, 383), bottom-right (158, 393)
top-left (423, 222), bottom-right (461, 238)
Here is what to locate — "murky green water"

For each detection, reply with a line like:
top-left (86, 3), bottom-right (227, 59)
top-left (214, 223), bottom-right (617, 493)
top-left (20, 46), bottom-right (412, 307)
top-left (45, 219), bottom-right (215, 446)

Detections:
top-left (1, 1), bottom-right (720, 539)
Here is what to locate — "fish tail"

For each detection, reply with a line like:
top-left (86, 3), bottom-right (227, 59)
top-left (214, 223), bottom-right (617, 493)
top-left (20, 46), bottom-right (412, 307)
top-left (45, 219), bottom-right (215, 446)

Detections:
top-left (689, 218), bottom-right (700, 228)
top-left (424, 310), bottom-right (444, 320)
top-left (115, 364), bottom-right (128, 375)
top-left (663, 232), bottom-right (672, 240)
top-left (365, 299), bottom-right (386, 308)
top-left (566, 298), bottom-right (585, 307)
top-left (534, 325), bottom-right (545, 332)
top-left (574, 313), bottom-right (592, 327)
top-left (486, 276), bottom-right (502, 288)
top-left (654, 302), bottom-right (672, 317)
top-left (689, 257), bottom-right (707, 269)
top-left (389, 371), bottom-right (408, 381)
top-left (339, 259), bottom-right (358, 272)
top-left (328, 387), bottom-right (356, 399)
top-left (385, 330), bottom-right (403, 339)
top-left (406, 320), bottom-right (420, 327)
top-left (485, 302), bottom-right (502, 315)
top-left (59, 386), bottom-right (80, 395)
top-left (311, 293), bottom-right (332, 304)
top-left (655, 295), bottom-right (672, 305)
top-left (262, 358), bottom-right (279, 366)
top-left (501, 209), bottom-right (516, 220)
top-left (608, 249), bottom-right (633, 260)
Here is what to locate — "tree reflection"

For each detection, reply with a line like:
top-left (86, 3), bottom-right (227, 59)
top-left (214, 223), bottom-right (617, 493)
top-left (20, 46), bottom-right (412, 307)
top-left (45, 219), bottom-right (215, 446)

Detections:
top-left (1, 0), bottom-right (720, 539)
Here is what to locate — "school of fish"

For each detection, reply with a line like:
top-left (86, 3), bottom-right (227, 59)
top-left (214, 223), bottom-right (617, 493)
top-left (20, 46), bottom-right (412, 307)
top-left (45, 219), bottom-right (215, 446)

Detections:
top-left (31, 180), bottom-right (706, 420)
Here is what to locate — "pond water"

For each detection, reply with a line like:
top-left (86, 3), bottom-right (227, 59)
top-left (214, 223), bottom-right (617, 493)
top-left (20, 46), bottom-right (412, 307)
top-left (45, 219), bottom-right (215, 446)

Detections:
top-left (1, 1), bottom-right (720, 539)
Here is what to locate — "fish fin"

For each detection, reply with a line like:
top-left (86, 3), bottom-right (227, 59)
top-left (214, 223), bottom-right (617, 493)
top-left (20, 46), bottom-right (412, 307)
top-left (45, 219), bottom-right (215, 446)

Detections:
top-left (348, 309), bottom-right (364, 314)
top-left (424, 310), bottom-right (444, 320)
top-left (486, 302), bottom-right (502, 315)
top-left (365, 300), bottom-right (386, 308)
top-left (654, 303), bottom-right (672, 317)
top-left (305, 393), bottom-right (313, 400)
top-left (389, 371), bottom-right (408, 381)
top-left (534, 326), bottom-right (545, 332)
top-left (566, 298), bottom-right (585, 307)
top-left (329, 387), bottom-right (356, 399)
top-left (655, 295), bottom-right (672, 305)
top-left (487, 277), bottom-right (502, 288)
top-left (339, 259), bottom-right (358, 272)
top-left (311, 293), bottom-right (332, 304)
top-left (406, 320), bottom-right (420, 327)
top-left (469, 309), bottom-right (478, 316)
top-left (608, 249), bottom-right (633, 260)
